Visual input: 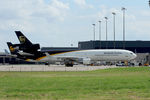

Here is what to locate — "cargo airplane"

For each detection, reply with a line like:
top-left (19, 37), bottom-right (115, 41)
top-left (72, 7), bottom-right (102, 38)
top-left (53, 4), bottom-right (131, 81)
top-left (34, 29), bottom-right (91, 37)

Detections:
top-left (7, 31), bottom-right (137, 66)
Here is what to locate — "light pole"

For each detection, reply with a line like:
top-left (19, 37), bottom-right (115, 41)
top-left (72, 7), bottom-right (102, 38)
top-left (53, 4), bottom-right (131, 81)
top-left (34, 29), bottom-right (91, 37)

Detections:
top-left (121, 7), bottom-right (126, 49)
top-left (98, 21), bottom-right (101, 48)
top-left (112, 12), bottom-right (116, 49)
top-left (92, 24), bottom-right (96, 41)
top-left (104, 17), bottom-right (108, 49)
top-left (122, 7), bottom-right (126, 49)
top-left (149, 0), bottom-right (150, 7)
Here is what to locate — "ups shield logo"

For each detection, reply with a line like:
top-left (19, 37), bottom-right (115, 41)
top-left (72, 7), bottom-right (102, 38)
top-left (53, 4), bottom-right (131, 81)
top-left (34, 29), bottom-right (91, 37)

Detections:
top-left (10, 46), bottom-right (15, 52)
top-left (19, 36), bottom-right (26, 43)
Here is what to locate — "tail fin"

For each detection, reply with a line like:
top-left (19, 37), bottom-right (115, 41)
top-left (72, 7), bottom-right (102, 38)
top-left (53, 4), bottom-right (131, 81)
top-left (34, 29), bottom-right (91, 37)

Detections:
top-left (7, 42), bottom-right (19, 54)
top-left (15, 31), bottom-right (32, 45)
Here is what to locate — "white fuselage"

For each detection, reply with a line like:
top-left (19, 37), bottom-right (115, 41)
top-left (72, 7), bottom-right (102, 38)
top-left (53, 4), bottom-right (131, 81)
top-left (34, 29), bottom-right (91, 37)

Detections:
top-left (39, 49), bottom-right (137, 63)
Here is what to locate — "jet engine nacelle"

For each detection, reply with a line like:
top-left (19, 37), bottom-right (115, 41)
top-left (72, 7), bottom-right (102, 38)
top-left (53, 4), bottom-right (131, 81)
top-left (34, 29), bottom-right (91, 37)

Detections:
top-left (31, 44), bottom-right (40, 50)
top-left (18, 52), bottom-right (34, 56)
top-left (19, 44), bottom-right (40, 53)
top-left (82, 58), bottom-right (91, 65)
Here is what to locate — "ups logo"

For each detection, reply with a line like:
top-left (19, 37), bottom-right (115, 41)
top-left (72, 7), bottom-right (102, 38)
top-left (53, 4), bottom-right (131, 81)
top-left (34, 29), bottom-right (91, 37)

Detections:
top-left (10, 46), bottom-right (15, 52)
top-left (19, 36), bottom-right (26, 43)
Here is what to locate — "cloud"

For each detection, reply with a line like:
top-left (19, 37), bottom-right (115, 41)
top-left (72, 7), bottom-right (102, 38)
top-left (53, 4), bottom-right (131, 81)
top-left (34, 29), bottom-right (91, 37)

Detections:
top-left (140, 10), bottom-right (150, 17)
top-left (0, 0), bottom-right (70, 51)
top-left (74, 0), bottom-right (93, 9)
top-left (0, 0), bottom-right (70, 31)
top-left (32, 0), bottom-right (70, 21)
top-left (0, 0), bottom-right (69, 20)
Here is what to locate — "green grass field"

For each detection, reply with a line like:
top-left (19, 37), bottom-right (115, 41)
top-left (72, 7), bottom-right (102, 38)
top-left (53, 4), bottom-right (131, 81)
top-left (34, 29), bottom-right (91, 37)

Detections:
top-left (0, 67), bottom-right (150, 100)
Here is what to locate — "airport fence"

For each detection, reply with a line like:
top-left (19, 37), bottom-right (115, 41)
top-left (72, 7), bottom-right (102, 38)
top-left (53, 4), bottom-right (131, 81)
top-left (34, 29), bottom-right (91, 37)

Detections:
top-left (0, 65), bottom-right (117, 72)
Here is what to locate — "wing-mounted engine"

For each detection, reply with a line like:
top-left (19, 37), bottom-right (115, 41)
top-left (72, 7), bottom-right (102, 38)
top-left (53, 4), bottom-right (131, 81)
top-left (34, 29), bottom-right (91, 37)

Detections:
top-left (64, 58), bottom-right (75, 67)
top-left (19, 43), bottom-right (40, 53)
top-left (56, 57), bottom-right (91, 67)
top-left (82, 58), bottom-right (91, 65)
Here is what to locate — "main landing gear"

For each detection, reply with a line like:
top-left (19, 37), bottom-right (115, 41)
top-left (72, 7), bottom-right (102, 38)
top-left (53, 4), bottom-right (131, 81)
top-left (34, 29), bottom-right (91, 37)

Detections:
top-left (65, 61), bottom-right (74, 67)
top-left (65, 63), bottom-right (73, 67)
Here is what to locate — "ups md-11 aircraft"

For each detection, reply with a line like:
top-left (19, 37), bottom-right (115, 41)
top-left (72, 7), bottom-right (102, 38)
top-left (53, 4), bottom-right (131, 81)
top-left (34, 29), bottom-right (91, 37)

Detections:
top-left (7, 31), bottom-right (137, 66)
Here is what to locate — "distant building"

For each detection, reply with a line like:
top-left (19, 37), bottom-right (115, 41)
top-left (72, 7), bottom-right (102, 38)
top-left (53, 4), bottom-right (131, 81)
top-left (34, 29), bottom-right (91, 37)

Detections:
top-left (78, 40), bottom-right (150, 53)
top-left (41, 47), bottom-right (78, 54)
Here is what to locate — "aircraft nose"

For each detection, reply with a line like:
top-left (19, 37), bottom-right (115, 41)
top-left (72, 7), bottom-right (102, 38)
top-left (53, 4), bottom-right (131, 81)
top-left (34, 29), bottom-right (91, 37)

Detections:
top-left (132, 53), bottom-right (137, 59)
top-left (129, 52), bottom-right (137, 60)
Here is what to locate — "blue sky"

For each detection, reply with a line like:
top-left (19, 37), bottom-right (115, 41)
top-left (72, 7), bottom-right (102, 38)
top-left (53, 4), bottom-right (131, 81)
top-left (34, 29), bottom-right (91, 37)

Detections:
top-left (0, 0), bottom-right (150, 51)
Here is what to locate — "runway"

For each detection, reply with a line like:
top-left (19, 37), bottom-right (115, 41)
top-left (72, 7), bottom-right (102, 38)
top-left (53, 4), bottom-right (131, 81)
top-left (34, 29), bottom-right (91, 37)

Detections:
top-left (0, 65), bottom-right (118, 72)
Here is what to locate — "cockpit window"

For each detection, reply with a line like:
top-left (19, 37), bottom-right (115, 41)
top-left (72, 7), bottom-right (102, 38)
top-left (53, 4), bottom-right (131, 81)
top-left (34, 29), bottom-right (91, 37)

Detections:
top-left (130, 53), bottom-right (133, 55)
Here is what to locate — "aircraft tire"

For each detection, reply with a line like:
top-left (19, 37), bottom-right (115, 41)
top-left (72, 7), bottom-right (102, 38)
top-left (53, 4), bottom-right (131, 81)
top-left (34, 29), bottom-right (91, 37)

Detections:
top-left (65, 63), bottom-right (73, 67)
top-left (45, 62), bottom-right (49, 65)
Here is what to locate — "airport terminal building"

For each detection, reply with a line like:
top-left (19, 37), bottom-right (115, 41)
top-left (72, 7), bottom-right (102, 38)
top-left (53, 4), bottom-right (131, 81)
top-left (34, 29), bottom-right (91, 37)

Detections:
top-left (78, 40), bottom-right (150, 53)
top-left (41, 40), bottom-right (150, 53)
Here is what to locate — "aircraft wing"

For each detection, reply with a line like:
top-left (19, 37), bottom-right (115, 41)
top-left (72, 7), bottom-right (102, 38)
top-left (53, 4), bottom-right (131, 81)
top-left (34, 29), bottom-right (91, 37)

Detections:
top-left (56, 56), bottom-right (90, 65)
top-left (56, 56), bottom-right (83, 61)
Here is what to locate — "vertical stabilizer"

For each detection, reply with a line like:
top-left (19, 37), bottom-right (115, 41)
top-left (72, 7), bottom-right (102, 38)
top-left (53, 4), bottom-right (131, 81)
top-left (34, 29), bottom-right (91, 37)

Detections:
top-left (15, 31), bottom-right (32, 45)
top-left (7, 42), bottom-right (18, 54)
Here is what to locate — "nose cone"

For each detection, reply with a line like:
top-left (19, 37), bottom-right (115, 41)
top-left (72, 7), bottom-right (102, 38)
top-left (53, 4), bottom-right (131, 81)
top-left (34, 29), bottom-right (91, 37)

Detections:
top-left (134, 53), bottom-right (137, 59)
top-left (131, 53), bottom-right (137, 60)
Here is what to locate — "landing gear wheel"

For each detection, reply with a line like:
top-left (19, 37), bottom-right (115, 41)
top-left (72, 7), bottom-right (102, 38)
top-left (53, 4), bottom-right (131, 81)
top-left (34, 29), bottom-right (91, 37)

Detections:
top-left (65, 63), bottom-right (73, 67)
top-left (45, 62), bottom-right (50, 65)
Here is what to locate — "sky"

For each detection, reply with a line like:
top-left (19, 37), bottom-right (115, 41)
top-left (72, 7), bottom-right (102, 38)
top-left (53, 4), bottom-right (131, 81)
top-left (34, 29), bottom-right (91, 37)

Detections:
top-left (0, 0), bottom-right (150, 51)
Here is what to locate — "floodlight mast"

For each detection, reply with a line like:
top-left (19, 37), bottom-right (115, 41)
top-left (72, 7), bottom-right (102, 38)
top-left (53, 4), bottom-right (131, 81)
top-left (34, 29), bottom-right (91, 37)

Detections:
top-left (92, 24), bottom-right (96, 41)
top-left (112, 12), bottom-right (116, 49)
top-left (98, 21), bottom-right (101, 49)
top-left (104, 17), bottom-right (108, 49)
top-left (122, 7), bottom-right (126, 49)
